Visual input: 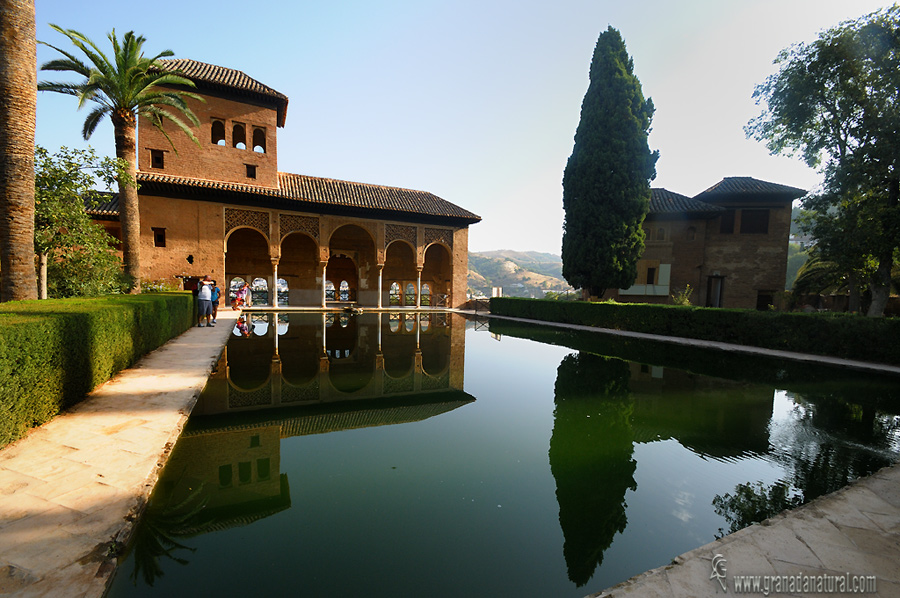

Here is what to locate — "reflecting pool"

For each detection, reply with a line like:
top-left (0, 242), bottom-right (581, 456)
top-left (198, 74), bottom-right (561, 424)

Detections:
top-left (107, 312), bottom-right (900, 597)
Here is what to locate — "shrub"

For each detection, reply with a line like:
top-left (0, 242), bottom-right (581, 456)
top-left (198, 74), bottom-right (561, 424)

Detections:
top-left (0, 293), bottom-right (194, 447)
top-left (489, 297), bottom-right (900, 365)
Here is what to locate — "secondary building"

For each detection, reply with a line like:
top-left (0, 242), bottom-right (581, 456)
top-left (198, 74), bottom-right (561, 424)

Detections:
top-left (609, 177), bottom-right (805, 309)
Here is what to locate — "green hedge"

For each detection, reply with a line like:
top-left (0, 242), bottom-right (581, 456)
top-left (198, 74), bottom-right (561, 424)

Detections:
top-left (490, 297), bottom-right (900, 365)
top-left (0, 293), bottom-right (194, 447)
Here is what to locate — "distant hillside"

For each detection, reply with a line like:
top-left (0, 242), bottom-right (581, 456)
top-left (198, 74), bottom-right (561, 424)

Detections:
top-left (467, 250), bottom-right (571, 298)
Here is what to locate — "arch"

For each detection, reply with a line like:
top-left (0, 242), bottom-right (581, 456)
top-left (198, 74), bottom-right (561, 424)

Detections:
top-left (328, 224), bottom-right (376, 305)
top-left (251, 278), bottom-right (269, 307)
top-left (211, 120), bottom-right (226, 145)
top-left (326, 255), bottom-right (356, 302)
top-left (276, 278), bottom-right (289, 307)
top-left (279, 231), bottom-right (319, 306)
top-left (421, 283), bottom-right (432, 306)
top-left (686, 226), bottom-right (697, 241)
top-left (655, 227), bottom-right (666, 241)
top-left (404, 282), bottom-right (417, 306)
top-left (252, 127), bottom-right (266, 153)
top-left (226, 228), bottom-right (273, 304)
top-left (422, 243), bottom-right (452, 307)
top-left (232, 123), bottom-right (247, 149)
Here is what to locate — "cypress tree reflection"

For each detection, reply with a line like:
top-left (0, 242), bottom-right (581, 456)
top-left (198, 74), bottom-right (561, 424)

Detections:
top-left (549, 352), bottom-right (636, 587)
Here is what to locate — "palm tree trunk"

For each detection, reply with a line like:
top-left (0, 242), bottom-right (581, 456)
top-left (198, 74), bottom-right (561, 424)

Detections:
top-left (113, 111), bottom-right (140, 292)
top-left (0, 0), bottom-right (37, 302)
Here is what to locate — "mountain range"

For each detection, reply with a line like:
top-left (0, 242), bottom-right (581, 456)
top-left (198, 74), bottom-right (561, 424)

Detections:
top-left (467, 250), bottom-right (572, 297)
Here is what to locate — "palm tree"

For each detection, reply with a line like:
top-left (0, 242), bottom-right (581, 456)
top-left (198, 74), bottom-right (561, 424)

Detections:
top-left (39, 26), bottom-right (201, 289)
top-left (0, 0), bottom-right (38, 302)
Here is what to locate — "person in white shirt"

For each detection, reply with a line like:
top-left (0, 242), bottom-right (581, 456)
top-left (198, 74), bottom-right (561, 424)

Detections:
top-left (197, 275), bottom-right (215, 327)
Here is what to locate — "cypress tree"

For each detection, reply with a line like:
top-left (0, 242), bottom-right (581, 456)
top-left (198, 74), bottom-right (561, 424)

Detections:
top-left (562, 26), bottom-right (658, 298)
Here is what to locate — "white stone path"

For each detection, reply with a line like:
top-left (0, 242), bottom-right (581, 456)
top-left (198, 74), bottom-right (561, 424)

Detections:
top-left (0, 310), bottom-right (238, 597)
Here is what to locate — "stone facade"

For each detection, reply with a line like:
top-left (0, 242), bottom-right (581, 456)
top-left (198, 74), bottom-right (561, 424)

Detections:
top-left (98, 59), bottom-right (479, 309)
top-left (609, 178), bottom-right (805, 309)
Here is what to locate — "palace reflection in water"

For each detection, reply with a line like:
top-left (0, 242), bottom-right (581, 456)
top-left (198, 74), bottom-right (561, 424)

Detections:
top-left (113, 314), bottom-right (900, 596)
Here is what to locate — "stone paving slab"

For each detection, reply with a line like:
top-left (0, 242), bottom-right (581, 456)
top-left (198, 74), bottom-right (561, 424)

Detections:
top-left (0, 309), bottom-right (238, 598)
top-left (587, 463), bottom-right (900, 597)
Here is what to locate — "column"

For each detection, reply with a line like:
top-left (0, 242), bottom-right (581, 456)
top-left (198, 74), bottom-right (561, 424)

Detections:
top-left (271, 260), bottom-right (279, 308)
top-left (320, 261), bottom-right (328, 308)
top-left (377, 264), bottom-right (384, 309)
top-left (416, 268), bottom-right (422, 309)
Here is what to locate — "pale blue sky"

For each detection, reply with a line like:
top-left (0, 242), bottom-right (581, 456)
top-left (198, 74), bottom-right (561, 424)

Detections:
top-left (34, 0), bottom-right (893, 254)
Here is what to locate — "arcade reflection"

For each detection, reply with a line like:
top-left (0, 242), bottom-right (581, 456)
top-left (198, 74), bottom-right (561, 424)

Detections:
top-left (126, 311), bottom-right (470, 586)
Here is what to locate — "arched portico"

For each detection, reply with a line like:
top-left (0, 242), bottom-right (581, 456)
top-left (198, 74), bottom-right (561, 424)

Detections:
top-left (326, 224), bottom-right (377, 306)
top-left (226, 227), bottom-right (274, 305)
top-left (422, 243), bottom-right (452, 307)
top-left (279, 232), bottom-right (319, 306)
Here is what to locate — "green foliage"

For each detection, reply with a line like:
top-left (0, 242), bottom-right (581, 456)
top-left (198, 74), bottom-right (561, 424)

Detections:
top-left (38, 25), bottom-right (202, 148)
top-left (489, 297), bottom-right (900, 365)
top-left (34, 145), bottom-right (130, 297)
top-left (748, 6), bottom-right (900, 316)
top-left (669, 284), bottom-right (693, 306)
top-left (0, 293), bottom-right (194, 447)
top-left (561, 27), bottom-right (658, 297)
top-left (785, 243), bottom-right (810, 290)
top-left (712, 480), bottom-right (803, 537)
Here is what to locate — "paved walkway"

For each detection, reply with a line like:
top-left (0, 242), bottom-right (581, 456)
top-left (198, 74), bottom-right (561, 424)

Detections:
top-left (588, 462), bottom-right (900, 597)
top-left (0, 309), bottom-right (238, 598)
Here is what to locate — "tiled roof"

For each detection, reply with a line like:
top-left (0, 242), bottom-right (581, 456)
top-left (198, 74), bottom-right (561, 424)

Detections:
top-left (694, 177), bottom-right (806, 202)
top-left (157, 58), bottom-right (289, 127)
top-left (131, 172), bottom-right (481, 224)
top-left (83, 193), bottom-right (119, 220)
top-left (650, 188), bottom-right (724, 215)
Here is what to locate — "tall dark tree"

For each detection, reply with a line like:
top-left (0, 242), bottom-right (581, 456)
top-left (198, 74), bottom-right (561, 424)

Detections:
top-left (748, 6), bottom-right (900, 317)
top-left (39, 26), bottom-right (201, 290)
top-left (562, 26), bottom-right (658, 298)
top-left (0, 0), bottom-right (38, 302)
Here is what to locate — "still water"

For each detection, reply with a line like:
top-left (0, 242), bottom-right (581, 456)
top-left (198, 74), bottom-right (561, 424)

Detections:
top-left (107, 312), bottom-right (900, 598)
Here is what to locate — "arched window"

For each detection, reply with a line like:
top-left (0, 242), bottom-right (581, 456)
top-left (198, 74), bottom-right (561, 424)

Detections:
top-left (405, 316), bottom-right (415, 332)
top-left (325, 280), bottom-right (335, 301)
top-left (389, 282), bottom-right (401, 306)
top-left (686, 226), bottom-right (697, 241)
top-left (419, 313), bottom-right (431, 332)
top-left (389, 313), bottom-right (400, 333)
top-left (211, 120), bottom-right (226, 145)
top-left (325, 314), bottom-right (335, 327)
top-left (277, 278), bottom-right (289, 306)
top-left (339, 280), bottom-right (350, 301)
top-left (339, 314), bottom-right (350, 327)
top-left (252, 128), bottom-right (266, 153)
top-left (405, 283), bottom-right (417, 306)
top-left (421, 283), bottom-right (432, 306)
top-left (655, 227), bottom-right (666, 241)
top-left (233, 123), bottom-right (246, 149)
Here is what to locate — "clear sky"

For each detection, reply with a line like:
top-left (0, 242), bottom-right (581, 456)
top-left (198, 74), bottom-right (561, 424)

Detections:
top-left (34, 0), bottom-right (894, 255)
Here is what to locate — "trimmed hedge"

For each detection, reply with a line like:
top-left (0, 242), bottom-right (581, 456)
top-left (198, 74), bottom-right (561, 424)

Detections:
top-left (490, 297), bottom-right (900, 365)
top-left (0, 293), bottom-right (194, 447)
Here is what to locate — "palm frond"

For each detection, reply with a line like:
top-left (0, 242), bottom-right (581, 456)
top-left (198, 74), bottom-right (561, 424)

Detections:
top-left (82, 105), bottom-right (111, 140)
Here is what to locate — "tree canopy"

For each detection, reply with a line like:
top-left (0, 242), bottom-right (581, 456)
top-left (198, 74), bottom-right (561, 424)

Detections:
top-left (34, 146), bottom-right (128, 297)
top-left (39, 26), bottom-right (202, 289)
top-left (748, 6), bottom-right (900, 316)
top-left (561, 26), bottom-right (658, 298)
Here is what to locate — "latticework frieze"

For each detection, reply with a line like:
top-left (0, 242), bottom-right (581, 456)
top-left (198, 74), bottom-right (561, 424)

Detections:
top-left (385, 224), bottom-right (417, 248)
top-left (383, 372), bottom-right (415, 394)
top-left (424, 227), bottom-right (453, 248)
top-left (225, 208), bottom-right (270, 238)
top-left (281, 379), bottom-right (320, 403)
top-left (422, 371), bottom-right (450, 391)
top-left (280, 214), bottom-right (319, 242)
top-left (228, 383), bottom-right (272, 408)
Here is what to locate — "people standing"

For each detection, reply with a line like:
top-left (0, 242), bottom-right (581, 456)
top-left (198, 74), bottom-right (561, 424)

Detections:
top-left (197, 275), bottom-right (214, 327)
top-left (210, 281), bottom-right (221, 324)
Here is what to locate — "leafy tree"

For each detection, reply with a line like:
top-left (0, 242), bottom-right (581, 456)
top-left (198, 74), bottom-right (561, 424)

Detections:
top-left (0, 0), bottom-right (37, 302)
top-left (39, 26), bottom-right (202, 290)
top-left (748, 6), bottom-right (900, 316)
top-left (562, 26), bottom-right (658, 298)
top-left (34, 146), bottom-right (128, 298)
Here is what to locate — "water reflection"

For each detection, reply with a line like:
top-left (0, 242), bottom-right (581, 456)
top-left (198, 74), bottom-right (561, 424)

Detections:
top-left (112, 315), bottom-right (900, 596)
top-left (124, 312), bottom-right (471, 585)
